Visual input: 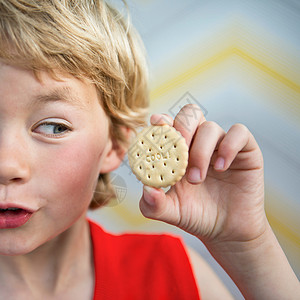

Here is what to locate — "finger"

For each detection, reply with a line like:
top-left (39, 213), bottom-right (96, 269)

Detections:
top-left (139, 186), bottom-right (179, 225)
top-left (214, 123), bottom-right (261, 171)
top-left (187, 121), bottom-right (226, 184)
top-left (173, 104), bottom-right (206, 147)
top-left (150, 114), bottom-right (174, 126)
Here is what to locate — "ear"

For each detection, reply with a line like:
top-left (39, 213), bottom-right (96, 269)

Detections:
top-left (100, 128), bottom-right (131, 174)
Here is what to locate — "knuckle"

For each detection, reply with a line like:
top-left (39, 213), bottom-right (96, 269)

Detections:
top-left (182, 103), bottom-right (202, 111)
top-left (219, 140), bottom-right (236, 156)
top-left (178, 104), bottom-right (204, 119)
top-left (201, 120), bottom-right (218, 130)
top-left (190, 145), bottom-right (211, 164)
top-left (194, 150), bottom-right (209, 162)
top-left (200, 121), bottom-right (224, 137)
top-left (232, 123), bottom-right (249, 134)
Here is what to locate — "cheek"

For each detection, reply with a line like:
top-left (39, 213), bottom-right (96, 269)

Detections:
top-left (38, 139), bottom-right (105, 205)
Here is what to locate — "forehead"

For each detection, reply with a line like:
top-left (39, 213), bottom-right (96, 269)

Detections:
top-left (0, 62), bottom-right (96, 110)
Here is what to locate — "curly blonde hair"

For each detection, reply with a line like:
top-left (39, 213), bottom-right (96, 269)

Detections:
top-left (0, 0), bottom-right (149, 208)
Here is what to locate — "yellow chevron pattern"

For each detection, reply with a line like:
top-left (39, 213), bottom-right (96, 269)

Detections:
top-left (150, 47), bottom-right (300, 101)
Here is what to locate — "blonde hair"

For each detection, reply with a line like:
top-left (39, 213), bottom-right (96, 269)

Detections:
top-left (0, 0), bottom-right (149, 208)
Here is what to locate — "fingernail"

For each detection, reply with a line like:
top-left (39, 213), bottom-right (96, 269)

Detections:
top-left (188, 167), bottom-right (201, 183)
top-left (214, 157), bottom-right (225, 170)
top-left (143, 186), bottom-right (156, 206)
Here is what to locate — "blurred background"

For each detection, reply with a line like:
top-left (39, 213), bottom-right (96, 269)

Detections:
top-left (89, 0), bottom-right (300, 298)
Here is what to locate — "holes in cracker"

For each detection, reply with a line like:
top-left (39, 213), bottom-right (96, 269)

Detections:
top-left (164, 135), bottom-right (167, 139)
top-left (139, 166), bottom-right (142, 170)
top-left (164, 162), bottom-right (167, 166)
top-left (137, 153), bottom-right (140, 157)
top-left (159, 145), bottom-right (163, 150)
top-left (172, 170), bottom-right (175, 174)
top-left (174, 144), bottom-right (177, 148)
top-left (148, 174), bottom-right (151, 179)
top-left (176, 157), bottom-right (179, 161)
top-left (160, 175), bottom-right (164, 181)
top-left (152, 165), bottom-right (155, 169)
top-left (148, 148), bottom-right (152, 152)
top-left (141, 141), bottom-right (144, 145)
top-left (151, 133), bottom-right (155, 138)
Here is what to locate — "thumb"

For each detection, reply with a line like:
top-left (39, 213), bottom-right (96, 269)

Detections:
top-left (139, 186), bottom-right (172, 222)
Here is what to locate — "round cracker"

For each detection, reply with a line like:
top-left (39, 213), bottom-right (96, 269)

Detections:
top-left (128, 125), bottom-right (188, 188)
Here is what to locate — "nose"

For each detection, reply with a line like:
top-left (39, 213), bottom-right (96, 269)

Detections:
top-left (0, 134), bottom-right (31, 185)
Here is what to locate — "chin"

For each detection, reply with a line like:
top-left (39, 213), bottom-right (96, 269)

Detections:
top-left (0, 234), bottom-right (43, 256)
top-left (0, 244), bottom-right (39, 256)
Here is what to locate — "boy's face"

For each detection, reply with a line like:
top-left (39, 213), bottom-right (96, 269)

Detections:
top-left (0, 63), bottom-right (117, 255)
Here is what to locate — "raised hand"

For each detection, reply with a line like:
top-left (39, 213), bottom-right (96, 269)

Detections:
top-left (139, 104), bottom-right (300, 299)
top-left (139, 104), bottom-right (265, 246)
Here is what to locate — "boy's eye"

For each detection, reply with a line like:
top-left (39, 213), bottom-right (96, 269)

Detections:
top-left (33, 121), bottom-right (71, 137)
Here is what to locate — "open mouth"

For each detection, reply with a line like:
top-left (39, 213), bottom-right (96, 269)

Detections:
top-left (0, 207), bottom-right (24, 213)
top-left (0, 207), bottom-right (33, 229)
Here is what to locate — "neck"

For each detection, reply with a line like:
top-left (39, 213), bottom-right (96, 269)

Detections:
top-left (0, 215), bottom-right (94, 299)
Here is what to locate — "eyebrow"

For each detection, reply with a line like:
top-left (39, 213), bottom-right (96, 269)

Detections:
top-left (30, 87), bottom-right (85, 109)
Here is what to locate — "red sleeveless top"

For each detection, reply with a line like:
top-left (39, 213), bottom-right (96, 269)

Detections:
top-left (89, 220), bottom-right (200, 300)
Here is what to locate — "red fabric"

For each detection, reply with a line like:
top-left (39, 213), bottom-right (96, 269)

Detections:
top-left (89, 219), bottom-right (200, 300)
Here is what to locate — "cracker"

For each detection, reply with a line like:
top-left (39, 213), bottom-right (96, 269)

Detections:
top-left (128, 125), bottom-right (188, 188)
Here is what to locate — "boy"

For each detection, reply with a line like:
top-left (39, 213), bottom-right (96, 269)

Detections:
top-left (0, 1), bottom-right (299, 299)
